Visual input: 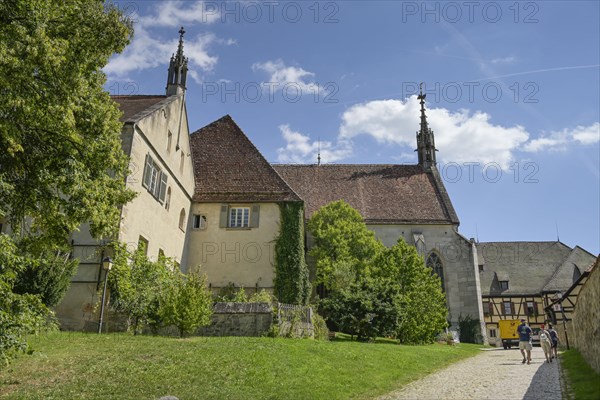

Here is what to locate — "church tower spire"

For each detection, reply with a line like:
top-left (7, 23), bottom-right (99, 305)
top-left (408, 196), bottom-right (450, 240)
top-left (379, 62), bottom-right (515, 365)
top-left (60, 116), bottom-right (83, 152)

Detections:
top-left (166, 27), bottom-right (188, 96)
top-left (416, 83), bottom-right (437, 169)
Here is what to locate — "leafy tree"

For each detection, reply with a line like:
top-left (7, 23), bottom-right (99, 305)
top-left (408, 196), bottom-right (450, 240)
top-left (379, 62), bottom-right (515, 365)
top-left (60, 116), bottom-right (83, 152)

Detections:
top-left (108, 244), bottom-right (174, 334)
top-left (274, 202), bottom-right (311, 304)
top-left (0, 0), bottom-right (134, 361)
top-left (321, 279), bottom-right (401, 341)
top-left (12, 247), bottom-right (78, 307)
top-left (0, 235), bottom-right (53, 364)
top-left (307, 200), bottom-right (383, 291)
top-left (310, 201), bottom-right (447, 344)
top-left (160, 272), bottom-right (213, 338)
top-left (0, 0), bottom-right (134, 246)
top-left (373, 239), bottom-right (448, 344)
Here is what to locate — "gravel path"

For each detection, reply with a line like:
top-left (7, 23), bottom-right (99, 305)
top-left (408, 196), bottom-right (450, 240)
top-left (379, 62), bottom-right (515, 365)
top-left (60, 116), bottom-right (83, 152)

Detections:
top-left (378, 346), bottom-right (564, 400)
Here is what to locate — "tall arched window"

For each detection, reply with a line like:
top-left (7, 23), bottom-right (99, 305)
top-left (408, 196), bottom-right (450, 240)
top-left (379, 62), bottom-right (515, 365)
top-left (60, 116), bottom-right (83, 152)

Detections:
top-left (179, 208), bottom-right (186, 231)
top-left (426, 252), bottom-right (445, 291)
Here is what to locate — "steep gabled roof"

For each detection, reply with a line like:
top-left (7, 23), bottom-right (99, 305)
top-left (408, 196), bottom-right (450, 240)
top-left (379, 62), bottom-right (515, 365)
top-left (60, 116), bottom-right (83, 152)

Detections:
top-left (189, 115), bottom-right (300, 202)
top-left (543, 246), bottom-right (597, 292)
top-left (272, 164), bottom-right (459, 224)
top-left (477, 241), bottom-right (592, 296)
top-left (111, 95), bottom-right (170, 123)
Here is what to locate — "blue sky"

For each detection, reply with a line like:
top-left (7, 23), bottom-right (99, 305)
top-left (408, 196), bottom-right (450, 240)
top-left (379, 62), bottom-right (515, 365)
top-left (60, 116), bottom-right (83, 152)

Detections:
top-left (104, 1), bottom-right (600, 255)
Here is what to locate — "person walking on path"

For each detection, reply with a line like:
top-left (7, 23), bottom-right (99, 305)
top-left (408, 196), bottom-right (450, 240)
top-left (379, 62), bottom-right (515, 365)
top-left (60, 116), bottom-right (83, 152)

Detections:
top-left (548, 323), bottom-right (560, 360)
top-left (539, 324), bottom-right (553, 363)
top-left (517, 318), bottom-right (533, 364)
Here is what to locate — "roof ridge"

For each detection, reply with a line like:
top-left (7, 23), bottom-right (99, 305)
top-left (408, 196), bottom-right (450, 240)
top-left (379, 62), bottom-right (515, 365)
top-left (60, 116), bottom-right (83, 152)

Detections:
top-left (478, 240), bottom-right (564, 245)
top-left (272, 163), bottom-right (419, 167)
top-left (110, 94), bottom-right (166, 98)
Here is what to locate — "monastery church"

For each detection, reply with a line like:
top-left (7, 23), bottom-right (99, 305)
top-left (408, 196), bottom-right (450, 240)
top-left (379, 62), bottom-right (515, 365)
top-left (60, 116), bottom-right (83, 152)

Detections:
top-left (50, 30), bottom-right (486, 335)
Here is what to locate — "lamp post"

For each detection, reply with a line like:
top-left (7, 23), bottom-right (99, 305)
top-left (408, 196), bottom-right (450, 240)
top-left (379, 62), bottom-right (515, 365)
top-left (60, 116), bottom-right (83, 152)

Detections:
top-left (98, 257), bottom-right (113, 334)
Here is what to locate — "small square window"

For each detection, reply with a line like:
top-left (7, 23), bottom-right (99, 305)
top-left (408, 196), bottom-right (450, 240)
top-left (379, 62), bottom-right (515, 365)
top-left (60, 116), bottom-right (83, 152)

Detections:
top-left (478, 264), bottom-right (484, 272)
top-left (499, 281), bottom-right (509, 290)
top-left (193, 214), bottom-right (207, 230)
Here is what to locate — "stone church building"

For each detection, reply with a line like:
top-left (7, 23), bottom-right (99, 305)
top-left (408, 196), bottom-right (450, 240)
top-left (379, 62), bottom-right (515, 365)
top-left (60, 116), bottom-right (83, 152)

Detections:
top-left (25, 30), bottom-right (486, 336)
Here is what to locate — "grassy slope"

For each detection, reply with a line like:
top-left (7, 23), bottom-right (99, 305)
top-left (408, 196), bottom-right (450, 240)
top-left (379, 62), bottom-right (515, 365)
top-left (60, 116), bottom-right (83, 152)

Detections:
top-left (0, 332), bottom-right (481, 400)
top-left (560, 349), bottom-right (600, 400)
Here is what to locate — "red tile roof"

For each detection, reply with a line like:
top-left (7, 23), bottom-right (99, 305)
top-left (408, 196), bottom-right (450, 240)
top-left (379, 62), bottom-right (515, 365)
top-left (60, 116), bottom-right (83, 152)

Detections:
top-left (273, 164), bottom-right (459, 224)
top-left (190, 115), bottom-right (300, 202)
top-left (111, 95), bottom-right (168, 122)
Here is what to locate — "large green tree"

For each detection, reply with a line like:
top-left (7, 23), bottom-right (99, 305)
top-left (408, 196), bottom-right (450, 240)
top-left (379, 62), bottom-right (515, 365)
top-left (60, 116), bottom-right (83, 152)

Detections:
top-left (0, 0), bottom-right (134, 244)
top-left (307, 200), bottom-right (384, 291)
top-left (311, 201), bottom-right (447, 344)
top-left (373, 239), bottom-right (448, 344)
top-left (0, 0), bottom-right (135, 359)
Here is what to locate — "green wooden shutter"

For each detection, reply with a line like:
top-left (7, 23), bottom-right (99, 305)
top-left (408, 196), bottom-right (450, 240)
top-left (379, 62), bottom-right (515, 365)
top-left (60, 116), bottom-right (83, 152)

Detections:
top-left (250, 205), bottom-right (260, 228)
top-left (219, 205), bottom-right (228, 228)
top-left (158, 172), bottom-right (168, 203)
top-left (142, 154), bottom-right (152, 189)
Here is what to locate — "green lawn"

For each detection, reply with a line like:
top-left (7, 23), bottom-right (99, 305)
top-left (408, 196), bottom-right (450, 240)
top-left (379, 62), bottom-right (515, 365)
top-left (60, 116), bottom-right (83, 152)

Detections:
top-left (560, 349), bottom-right (600, 400)
top-left (0, 332), bottom-right (481, 400)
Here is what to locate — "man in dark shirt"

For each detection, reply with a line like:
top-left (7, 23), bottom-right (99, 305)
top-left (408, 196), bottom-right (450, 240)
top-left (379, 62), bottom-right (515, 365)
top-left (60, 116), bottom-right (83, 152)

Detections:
top-left (517, 318), bottom-right (533, 364)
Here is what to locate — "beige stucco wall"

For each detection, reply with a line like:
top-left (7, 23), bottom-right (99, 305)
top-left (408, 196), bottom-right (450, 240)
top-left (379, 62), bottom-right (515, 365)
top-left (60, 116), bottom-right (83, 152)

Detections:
top-left (368, 223), bottom-right (485, 338)
top-left (119, 95), bottom-right (195, 264)
top-left (186, 202), bottom-right (280, 291)
top-left (571, 263), bottom-right (600, 373)
top-left (56, 95), bottom-right (196, 330)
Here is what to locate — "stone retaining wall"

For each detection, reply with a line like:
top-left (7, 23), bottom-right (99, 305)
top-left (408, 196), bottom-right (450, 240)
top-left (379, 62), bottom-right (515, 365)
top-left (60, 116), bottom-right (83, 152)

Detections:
top-left (197, 302), bottom-right (273, 337)
top-left (571, 260), bottom-right (600, 373)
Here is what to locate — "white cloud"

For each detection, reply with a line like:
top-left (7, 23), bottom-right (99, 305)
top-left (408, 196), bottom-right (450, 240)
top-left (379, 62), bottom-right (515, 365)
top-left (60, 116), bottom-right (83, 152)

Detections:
top-left (276, 125), bottom-right (352, 163)
top-left (572, 123), bottom-right (600, 144)
top-left (523, 122), bottom-right (600, 152)
top-left (276, 97), bottom-right (598, 166)
top-left (104, 1), bottom-right (234, 83)
top-left (139, 1), bottom-right (221, 27)
top-left (252, 59), bottom-right (323, 95)
top-left (340, 96), bottom-right (530, 168)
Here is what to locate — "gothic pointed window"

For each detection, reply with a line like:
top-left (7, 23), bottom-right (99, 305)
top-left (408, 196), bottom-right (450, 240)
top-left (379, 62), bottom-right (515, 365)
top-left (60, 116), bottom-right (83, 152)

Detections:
top-left (426, 252), bottom-right (445, 292)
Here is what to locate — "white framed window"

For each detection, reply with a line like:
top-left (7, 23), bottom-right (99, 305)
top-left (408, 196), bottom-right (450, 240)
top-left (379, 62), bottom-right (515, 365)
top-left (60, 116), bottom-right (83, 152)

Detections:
top-left (229, 207), bottom-right (250, 228)
top-left (489, 329), bottom-right (497, 338)
top-left (142, 154), bottom-right (168, 203)
top-left (193, 214), bottom-right (207, 230)
top-left (219, 204), bottom-right (260, 229)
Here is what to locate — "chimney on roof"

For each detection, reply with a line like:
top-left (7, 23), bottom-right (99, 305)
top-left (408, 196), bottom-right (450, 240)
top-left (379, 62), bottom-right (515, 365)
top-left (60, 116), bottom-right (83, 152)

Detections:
top-left (166, 27), bottom-right (188, 96)
top-left (415, 83), bottom-right (437, 170)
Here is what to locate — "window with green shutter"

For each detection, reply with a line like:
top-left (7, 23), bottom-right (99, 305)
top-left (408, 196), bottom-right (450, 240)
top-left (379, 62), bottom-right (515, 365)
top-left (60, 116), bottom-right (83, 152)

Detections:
top-left (219, 204), bottom-right (260, 229)
top-left (141, 153), bottom-right (167, 204)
